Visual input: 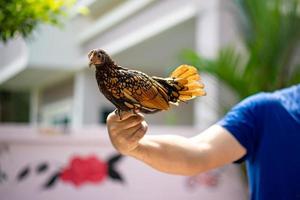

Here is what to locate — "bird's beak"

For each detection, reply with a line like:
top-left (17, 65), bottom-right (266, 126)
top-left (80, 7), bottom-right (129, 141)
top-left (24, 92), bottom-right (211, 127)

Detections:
top-left (88, 50), bottom-right (94, 68)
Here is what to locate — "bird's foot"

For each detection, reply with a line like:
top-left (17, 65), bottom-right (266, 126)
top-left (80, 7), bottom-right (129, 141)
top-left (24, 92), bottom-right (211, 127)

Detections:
top-left (115, 109), bottom-right (123, 120)
top-left (115, 109), bottom-right (139, 120)
top-left (132, 109), bottom-right (138, 115)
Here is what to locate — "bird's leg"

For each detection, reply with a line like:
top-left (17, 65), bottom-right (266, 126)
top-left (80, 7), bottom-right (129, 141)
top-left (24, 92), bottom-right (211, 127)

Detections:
top-left (131, 104), bottom-right (141, 116)
top-left (132, 109), bottom-right (138, 115)
top-left (132, 104), bottom-right (141, 116)
top-left (114, 109), bottom-right (123, 120)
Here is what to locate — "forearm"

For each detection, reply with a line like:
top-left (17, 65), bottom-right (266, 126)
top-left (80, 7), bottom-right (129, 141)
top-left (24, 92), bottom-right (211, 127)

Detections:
top-left (107, 111), bottom-right (246, 176)
top-left (128, 135), bottom-right (211, 176)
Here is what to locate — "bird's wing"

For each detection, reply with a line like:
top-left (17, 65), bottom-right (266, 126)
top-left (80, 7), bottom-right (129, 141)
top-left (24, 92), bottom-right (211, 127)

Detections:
top-left (121, 71), bottom-right (170, 110)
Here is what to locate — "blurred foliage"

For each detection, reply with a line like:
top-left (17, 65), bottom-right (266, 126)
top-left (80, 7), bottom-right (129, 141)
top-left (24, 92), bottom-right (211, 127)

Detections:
top-left (0, 0), bottom-right (89, 42)
top-left (182, 0), bottom-right (300, 100)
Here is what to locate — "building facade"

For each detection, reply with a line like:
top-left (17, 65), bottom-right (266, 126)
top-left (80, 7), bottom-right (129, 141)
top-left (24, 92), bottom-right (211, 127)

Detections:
top-left (0, 0), bottom-right (238, 129)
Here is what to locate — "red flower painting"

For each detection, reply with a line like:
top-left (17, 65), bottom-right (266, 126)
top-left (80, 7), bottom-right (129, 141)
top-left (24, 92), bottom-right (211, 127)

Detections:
top-left (60, 156), bottom-right (108, 186)
top-left (16, 154), bottom-right (124, 189)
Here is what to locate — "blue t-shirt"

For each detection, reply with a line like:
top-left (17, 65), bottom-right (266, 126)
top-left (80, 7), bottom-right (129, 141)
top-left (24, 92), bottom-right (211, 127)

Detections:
top-left (218, 84), bottom-right (300, 200)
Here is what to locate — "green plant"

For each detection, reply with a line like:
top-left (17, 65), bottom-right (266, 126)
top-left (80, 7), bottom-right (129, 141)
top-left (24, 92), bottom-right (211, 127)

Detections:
top-left (0, 0), bottom-right (88, 42)
top-left (182, 0), bottom-right (300, 100)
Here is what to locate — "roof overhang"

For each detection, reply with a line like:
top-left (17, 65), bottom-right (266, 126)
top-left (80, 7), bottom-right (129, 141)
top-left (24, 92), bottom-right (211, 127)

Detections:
top-left (0, 67), bottom-right (75, 91)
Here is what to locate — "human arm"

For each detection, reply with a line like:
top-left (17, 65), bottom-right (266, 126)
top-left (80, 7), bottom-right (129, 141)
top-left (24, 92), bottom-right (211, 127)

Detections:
top-left (106, 112), bottom-right (246, 176)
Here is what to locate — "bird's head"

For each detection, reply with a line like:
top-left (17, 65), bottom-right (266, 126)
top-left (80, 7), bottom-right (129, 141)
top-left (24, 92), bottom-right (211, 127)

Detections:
top-left (88, 49), bottom-right (112, 67)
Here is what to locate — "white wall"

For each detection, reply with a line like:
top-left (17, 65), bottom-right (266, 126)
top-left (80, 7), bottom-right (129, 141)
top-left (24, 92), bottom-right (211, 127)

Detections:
top-left (0, 126), bottom-right (247, 200)
top-left (26, 17), bottom-right (89, 69)
top-left (81, 0), bottom-right (193, 53)
top-left (72, 69), bottom-right (114, 128)
top-left (0, 38), bottom-right (28, 85)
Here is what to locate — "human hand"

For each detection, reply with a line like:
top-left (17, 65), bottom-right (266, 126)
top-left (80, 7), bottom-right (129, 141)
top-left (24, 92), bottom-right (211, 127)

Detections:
top-left (106, 111), bottom-right (148, 155)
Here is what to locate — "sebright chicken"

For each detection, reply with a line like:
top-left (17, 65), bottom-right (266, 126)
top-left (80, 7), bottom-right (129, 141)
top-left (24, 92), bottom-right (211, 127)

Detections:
top-left (88, 49), bottom-right (206, 118)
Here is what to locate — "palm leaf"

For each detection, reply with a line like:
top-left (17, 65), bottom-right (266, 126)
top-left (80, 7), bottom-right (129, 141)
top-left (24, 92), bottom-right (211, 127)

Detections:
top-left (182, 0), bottom-right (300, 104)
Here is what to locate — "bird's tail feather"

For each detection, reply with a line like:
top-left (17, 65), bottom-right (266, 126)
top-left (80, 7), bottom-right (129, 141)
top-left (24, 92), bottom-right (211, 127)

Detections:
top-left (152, 65), bottom-right (205, 105)
top-left (170, 65), bottom-right (206, 102)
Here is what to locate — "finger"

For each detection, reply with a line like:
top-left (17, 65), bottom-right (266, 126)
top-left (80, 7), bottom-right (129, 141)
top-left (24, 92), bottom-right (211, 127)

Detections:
top-left (128, 121), bottom-right (148, 141)
top-left (136, 112), bottom-right (144, 118)
top-left (119, 114), bottom-right (144, 130)
top-left (119, 110), bottom-right (144, 121)
top-left (118, 110), bottom-right (136, 121)
top-left (108, 115), bottom-right (144, 135)
top-left (106, 111), bottom-right (119, 123)
top-left (106, 110), bottom-right (135, 123)
top-left (125, 123), bottom-right (143, 137)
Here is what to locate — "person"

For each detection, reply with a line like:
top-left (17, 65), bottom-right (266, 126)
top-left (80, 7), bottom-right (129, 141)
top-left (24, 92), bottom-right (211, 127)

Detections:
top-left (106, 84), bottom-right (300, 200)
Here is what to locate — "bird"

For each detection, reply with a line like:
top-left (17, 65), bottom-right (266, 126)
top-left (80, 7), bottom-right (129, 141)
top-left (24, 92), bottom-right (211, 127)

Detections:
top-left (88, 49), bottom-right (206, 118)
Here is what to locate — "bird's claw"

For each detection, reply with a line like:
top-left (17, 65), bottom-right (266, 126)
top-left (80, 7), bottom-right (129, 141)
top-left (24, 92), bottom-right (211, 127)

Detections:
top-left (114, 109), bottom-right (139, 120)
top-left (115, 109), bottom-right (123, 120)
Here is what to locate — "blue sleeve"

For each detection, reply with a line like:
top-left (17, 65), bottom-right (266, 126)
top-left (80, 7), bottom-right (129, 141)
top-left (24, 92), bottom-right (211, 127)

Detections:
top-left (218, 93), bottom-right (267, 163)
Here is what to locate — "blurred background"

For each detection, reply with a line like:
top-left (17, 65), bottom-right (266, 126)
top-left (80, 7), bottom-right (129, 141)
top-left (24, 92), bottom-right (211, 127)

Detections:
top-left (0, 0), bottom-right (299, 199)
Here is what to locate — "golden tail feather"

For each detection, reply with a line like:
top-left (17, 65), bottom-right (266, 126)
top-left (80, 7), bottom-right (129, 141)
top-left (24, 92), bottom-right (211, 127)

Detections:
top-left (170, 65), bottom-right (206, 102)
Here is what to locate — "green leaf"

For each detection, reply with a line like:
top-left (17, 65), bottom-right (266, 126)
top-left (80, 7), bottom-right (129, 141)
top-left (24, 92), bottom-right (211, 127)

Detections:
top-left (0, 0), bottom-right (80, 42)
top-left (182, 0), bottom-right (300, 105)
